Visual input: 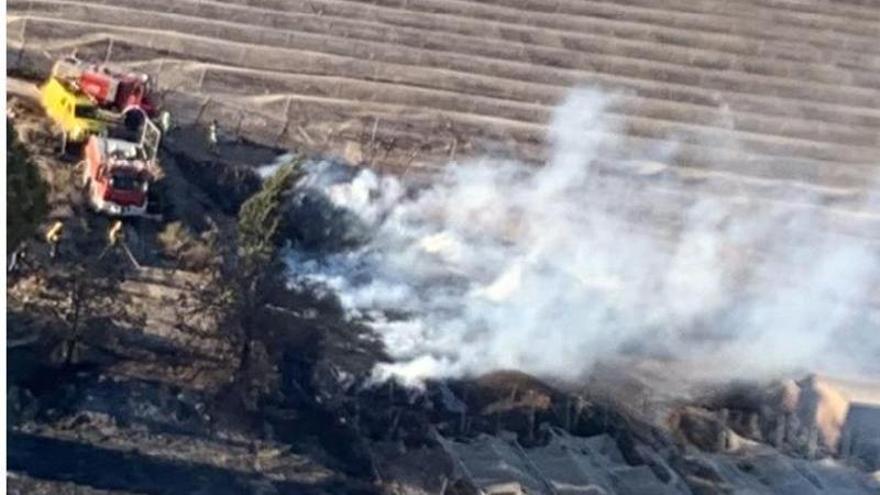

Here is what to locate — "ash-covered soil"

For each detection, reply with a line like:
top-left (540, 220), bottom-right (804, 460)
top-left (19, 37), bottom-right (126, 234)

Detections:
top-left (8, 86), bottom-right (880, 495)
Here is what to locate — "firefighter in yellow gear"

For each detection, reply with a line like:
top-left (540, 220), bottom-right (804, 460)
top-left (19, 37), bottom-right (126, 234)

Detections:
top-left (45, 221), bottom-right (64, 259)
top-left (108, 220), bottom-right (124, 248)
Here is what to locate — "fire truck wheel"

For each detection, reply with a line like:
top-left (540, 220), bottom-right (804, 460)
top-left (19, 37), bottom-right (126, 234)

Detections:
top-left (124, 108), bottom-right (146, 133)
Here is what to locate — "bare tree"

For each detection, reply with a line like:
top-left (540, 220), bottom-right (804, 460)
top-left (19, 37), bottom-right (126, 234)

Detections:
top-left (42, 258), bottom-right (129, 366)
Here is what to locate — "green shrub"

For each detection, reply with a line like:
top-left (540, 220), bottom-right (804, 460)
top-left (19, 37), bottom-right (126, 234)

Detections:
top-left (237, 162), bottom-right (303, 274)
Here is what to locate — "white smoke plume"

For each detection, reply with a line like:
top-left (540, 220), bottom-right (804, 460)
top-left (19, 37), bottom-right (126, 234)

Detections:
top-left (285, 88), bottom-right (880, 388)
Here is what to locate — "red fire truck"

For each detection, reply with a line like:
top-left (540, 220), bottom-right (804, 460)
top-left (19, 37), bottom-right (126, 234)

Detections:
top-left (81, 113), bottom-right (162, 217)
top-left (52, 56), bottom-right (159, 117)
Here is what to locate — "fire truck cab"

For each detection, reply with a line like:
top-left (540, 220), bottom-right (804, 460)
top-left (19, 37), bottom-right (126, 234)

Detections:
top-left (40, 77), bottom-right (109, 145)
top-left (83, 137), bottom-right (151, 216)
top-left (81, 114), bottom-right (161, 217)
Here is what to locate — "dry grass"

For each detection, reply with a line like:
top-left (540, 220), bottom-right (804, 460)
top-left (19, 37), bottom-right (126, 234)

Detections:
top-left (157, 221), bottom-right (219, 271)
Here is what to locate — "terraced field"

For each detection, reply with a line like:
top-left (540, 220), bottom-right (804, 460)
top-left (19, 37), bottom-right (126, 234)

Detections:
top-left (7, 0), bottom-right (880, 178)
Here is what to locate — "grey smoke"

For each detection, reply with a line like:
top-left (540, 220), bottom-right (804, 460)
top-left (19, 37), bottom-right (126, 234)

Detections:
top-left (284, 88), bottom-right (880, 387)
